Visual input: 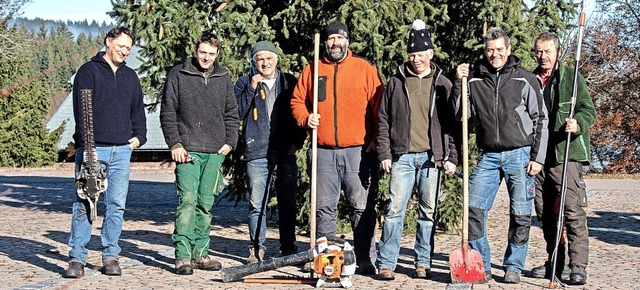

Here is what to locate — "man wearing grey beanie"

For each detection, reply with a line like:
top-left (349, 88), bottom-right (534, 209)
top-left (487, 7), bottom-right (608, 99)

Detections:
top-left (235, 40), bottom-right (306, 264)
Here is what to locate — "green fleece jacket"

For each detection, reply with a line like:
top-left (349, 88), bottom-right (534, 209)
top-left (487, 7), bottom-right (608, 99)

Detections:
top-left (535, 63), bottom-right (596, 165)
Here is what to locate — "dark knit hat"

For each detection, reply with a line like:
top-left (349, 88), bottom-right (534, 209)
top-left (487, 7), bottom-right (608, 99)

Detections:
top-left (250, 40), bottom-right (278, 57)
top-left (323, 21), bottom-right (349, 40)
top-left (408, 19), bottom-right (434, 53)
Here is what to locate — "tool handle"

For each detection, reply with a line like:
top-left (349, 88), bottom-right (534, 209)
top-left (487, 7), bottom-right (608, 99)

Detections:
top-left (310, 33), bottom-right (320, 249)
top-left (462, 76), bottom-right (469, 240)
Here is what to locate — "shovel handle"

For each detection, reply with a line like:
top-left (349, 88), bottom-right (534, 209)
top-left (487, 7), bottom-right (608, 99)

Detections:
top-left (462, 76), bottom-right (469, 241)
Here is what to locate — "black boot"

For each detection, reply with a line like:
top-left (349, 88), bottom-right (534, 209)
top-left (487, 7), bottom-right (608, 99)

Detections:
top-left (570, 265), bottom-right (587, 285)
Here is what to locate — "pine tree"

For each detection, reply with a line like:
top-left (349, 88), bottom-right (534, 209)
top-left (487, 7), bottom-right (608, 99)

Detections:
top-left (110, 0), bottom-right (579, 233)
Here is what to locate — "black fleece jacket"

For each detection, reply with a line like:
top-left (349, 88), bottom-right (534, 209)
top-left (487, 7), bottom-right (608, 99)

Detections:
top-left (377, 62), bottom-right (458, 165)
top-left (160, 58), bottom-right (239, 153)
top-left (72, 51), bottom-right (147, 148)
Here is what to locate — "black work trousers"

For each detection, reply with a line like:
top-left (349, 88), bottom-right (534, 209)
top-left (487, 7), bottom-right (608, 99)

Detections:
top-left (534, 161), bottom-right (589, 270)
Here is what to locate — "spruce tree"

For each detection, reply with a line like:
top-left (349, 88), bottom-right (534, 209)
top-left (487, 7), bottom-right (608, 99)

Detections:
top-left (109, 0), bottom-right (579, 233)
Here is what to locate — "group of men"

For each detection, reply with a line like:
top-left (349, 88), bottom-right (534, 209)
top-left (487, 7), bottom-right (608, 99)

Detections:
top-left (62, 18), bottom-right (595, 286)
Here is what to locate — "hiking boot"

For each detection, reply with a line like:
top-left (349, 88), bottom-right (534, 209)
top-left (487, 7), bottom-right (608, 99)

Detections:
top-left (484, 270), bottom-right (492, 282)
top-left (531, 263), bottom-right (571, 279)
top-left (280, 245), bottom-right (299, 256)
top-left (355, 261), bottom-right (377, 275)
top-left (415, 265), bottom-right (431, 279)
top-left (102, 259), bottom-right (121, 276)
top-left (377, 268), bottom-right (395, 280)
top-left (247, 248), bottom-right (265, 264)
top-left (63, 262), bottom-right (85, 278)
top-left (191, 255), bottom-right (222, 271)
top-left (570, 265), bottom-right (587, 285)
top-left (503, 270), bottom-right (521, 284)
top-left (175, 259), bottom-right (193, 275)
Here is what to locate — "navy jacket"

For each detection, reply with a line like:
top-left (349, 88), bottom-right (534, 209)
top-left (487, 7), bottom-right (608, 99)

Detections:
top-left (72, 51), bottom-right (147, 148)
top-left (160, 58), bottom-right (239, 152)
top-left (234, 70), bottom-right (306, 161)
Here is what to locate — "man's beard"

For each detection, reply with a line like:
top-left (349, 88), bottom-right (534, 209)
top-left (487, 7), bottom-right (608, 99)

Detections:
top-left (326, 44), bottom-right (347, 62)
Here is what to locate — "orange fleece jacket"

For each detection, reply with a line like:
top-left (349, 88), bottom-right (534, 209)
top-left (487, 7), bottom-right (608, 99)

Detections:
top-left (291, 49), bottom-right (383, 147)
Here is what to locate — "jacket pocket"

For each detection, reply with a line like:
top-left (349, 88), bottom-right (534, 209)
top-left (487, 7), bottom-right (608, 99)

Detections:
top-left (318, 76), bottom-right (327, 102)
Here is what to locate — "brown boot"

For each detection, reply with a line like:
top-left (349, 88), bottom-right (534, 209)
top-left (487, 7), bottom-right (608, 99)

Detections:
top-left (102, 260), bottom-right (122, 276)
top-left (175, 259), bottom-right (193, 275)
top-left (63, 262), bottom-right (85, 278)
top-left (191, 255), bottom-right (222, 271)
top-left (378, 268), bottom-right (395, 280)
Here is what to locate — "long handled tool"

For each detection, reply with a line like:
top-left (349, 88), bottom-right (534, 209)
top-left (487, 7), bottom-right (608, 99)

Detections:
top-left (449, 76), bottom-right (486, 284)
top-left (549, 9), bottom-right (587, 289)
top-left (310, 32), bottom-right (320, 250)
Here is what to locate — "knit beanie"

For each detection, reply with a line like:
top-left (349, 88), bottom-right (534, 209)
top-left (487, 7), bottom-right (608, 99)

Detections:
top-left (323, 21), bottom-right (349, 40)
top-left (250, 40), bottom-right (278, 57)
top-left (408, 19), bottom-right (434, 53)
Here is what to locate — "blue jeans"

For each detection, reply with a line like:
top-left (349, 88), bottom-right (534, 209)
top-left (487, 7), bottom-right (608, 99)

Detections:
top-left (68, 145), bottom-right (132, 264)
top-left (246, 155), bottom-right (298, 252)
top-left (378, 152), bottom-right (440, 270)
top-left (313, 146), bottom-right (378, 265)
top-left (467, 147), bottom-right (535, 274)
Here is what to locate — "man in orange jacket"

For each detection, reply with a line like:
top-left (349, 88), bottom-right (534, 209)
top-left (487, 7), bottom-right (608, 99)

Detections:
top-left (291, 20), bottom-right (384, 274)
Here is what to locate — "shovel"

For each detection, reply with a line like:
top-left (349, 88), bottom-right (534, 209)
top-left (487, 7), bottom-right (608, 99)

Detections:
top-left (449, 76), bottom-right (486, 283)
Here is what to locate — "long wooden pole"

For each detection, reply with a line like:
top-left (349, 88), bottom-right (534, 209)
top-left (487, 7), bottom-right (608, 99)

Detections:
top-left (310, 33), bottom-right (320, 250)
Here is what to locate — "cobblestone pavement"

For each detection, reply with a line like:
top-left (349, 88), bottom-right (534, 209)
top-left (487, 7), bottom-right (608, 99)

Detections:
top-left (1, 164), bottom-right (639, 290)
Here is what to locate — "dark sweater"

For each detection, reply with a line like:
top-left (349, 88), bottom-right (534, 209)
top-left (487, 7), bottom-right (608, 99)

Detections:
top-left (160, 58), bottom-right (239, 153)
top-left (72, 51), bottom-right (147, 148)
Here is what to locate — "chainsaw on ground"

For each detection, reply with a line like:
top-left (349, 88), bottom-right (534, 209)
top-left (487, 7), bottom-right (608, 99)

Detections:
top-left (75, 89), bottom-right (109, 222)
top-left (221, 236), bottom-right (357, 288)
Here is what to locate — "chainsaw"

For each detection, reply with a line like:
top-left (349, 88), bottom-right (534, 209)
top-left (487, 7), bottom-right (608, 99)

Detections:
top-left (221, 236), bottom-right (356, 288)
top-left (75, 89), bottom-right (109, 222)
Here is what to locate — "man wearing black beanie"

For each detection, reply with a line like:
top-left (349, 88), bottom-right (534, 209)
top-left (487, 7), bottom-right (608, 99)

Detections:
top-left (376, 19), bottom-right (458, 280)
top-left (291, 20), bottom-right (383, 275)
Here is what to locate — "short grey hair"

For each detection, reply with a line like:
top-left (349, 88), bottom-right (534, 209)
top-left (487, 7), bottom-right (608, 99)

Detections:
top-left (485, 27), bottom-right (510, 48)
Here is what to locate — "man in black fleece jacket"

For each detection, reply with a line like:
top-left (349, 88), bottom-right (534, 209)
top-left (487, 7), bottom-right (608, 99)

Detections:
top-left (160, 32), bottom-right (239, 275)
top-left (64, 26), bottom-right (147, 279)
top-left (454, 27), bottom-right (549, 284)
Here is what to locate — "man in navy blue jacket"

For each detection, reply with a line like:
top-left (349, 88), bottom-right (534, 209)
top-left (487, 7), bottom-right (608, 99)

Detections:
top-left (234, 41), bottom-right (306, 263)
top-left (64, 26), bottom-right (147, 279)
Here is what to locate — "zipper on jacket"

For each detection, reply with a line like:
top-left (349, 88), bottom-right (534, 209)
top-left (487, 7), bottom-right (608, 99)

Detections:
top-left (494, 71), bottom-right (501, 145)
top-left (203, 72), bottom-right (208, 85)
top-left (333, 62), bottom-right (339, 147)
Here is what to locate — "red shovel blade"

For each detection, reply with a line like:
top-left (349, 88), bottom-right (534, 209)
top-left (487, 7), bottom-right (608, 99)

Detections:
top-left (449, 245), bottom-right (486, 284)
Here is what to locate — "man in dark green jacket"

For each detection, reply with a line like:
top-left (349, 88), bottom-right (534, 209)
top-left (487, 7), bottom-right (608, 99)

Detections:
top-left (530, 32), bottom-right (596, 285)
top-left (160, 32), bottom-right (239, 275)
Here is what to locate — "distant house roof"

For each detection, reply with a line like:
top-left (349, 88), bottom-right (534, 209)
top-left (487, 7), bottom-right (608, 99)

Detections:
top-left (46, 46), bottom-right (168, 151)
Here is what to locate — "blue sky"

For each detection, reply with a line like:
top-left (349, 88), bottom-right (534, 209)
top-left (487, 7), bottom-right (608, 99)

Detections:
top-left (19, 0), bottom-right (596, 25)
top-left (19, 0), bottom-right (115, 24)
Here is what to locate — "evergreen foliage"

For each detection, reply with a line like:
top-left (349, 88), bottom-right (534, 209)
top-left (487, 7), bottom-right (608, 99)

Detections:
top-left (0, 1), bottom-right (103, 167)
top-left (109, 0), bottom-right (578, 233)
